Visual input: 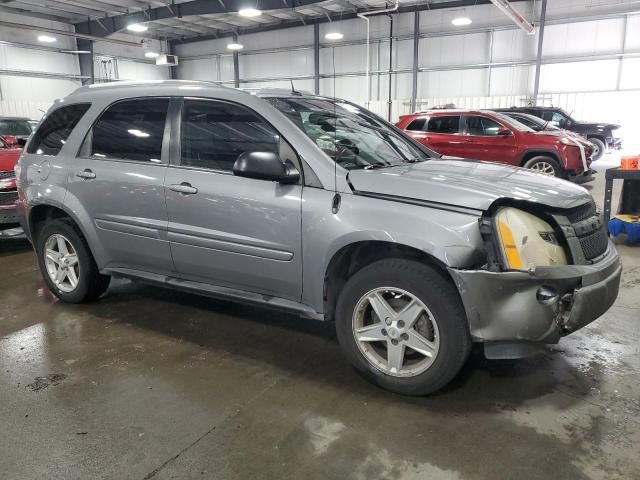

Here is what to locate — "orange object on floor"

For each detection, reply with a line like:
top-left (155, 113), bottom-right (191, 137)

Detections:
top-left (621, 156), bottom-right (640, 170)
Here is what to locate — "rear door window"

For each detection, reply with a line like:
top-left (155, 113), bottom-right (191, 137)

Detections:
top-left (465, 116), bottom-right (503, 136)
top-left (406, 118), bottom-right (426, 131)
top-left (426, 116), bottom-right (460, 134)
top-left (27, 103), bottom-right (91, 156)
top-left (91, 98), bottom-right (169, 163)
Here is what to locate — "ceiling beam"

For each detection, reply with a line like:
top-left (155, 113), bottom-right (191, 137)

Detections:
top-left (74, 0), bottom-right (328, 37)
top-left (170, 0), bottom-right (522, 45)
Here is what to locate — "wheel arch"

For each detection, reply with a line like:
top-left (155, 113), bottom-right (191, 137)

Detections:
top-left (518, 149), bottom-right (562, 167)
top-left (28, 202), bottom-right (104, 268)
top-left (322, 240), bottom-right (454, 323)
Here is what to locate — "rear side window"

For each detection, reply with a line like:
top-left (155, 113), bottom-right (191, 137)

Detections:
top-left (426, 116), bottom-right (460, 134)
top-left (406, 118), bottom-right (426, 131)
top-left (180, 99), bottom-right (279, 172)
top-left (91, 98), bottom-right (169, 163)
top-left (27, 103), bottom-right (90, 155)
top-left (465, 116), bottom-right (503, 136)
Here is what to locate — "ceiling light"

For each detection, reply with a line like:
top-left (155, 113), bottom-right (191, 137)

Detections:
top-left (127, 23), bottom-right (148, 32)
top-left (238, 8), bottom-right (262, 17)
top-left (325, 32), bottom-right (344, 41)
top-left (451, 17), bottom-right (472, 26)
top-left (227, 43), bottom-right (244, 51)
top-left (37, 35), bottom-right (56, 43)
top-left (62, 50), bottom-right (91, 54)
top-left (145, 51), bottom-right (160, 58)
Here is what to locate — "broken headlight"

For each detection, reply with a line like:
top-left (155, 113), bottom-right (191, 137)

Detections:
top-left (495, 207), bottom-right (568, 271)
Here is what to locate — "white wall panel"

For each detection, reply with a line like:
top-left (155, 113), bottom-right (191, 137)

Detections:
top-left (419, 32), bottom-right (490, 68)
top-left (0, 48), bottom-right (78, 76)
top-left (619, 58), bottom-right (640, 90)
top-left (625, 14), bottom-right (640, 50)
top-left (539, 59), bottom-right (619, 93)
top-left (117, 60), bottom-right (170, 81)
top-left (0, 77), bottom-right (79, 119)
top-left (242, 26), bottom-right (312, 50)
top-left (491, 29), bottom-right (536, 63)
top-left (542, 19), bottom-right (624, 58)
top-left (320, 45), bottom-right (367, 74)
top-left (241, 50), bottom-right (313, 80)
top-left (418, 69), bottom-right (488, 98)
top-left (489, 66), bottom-right (533, 96)
top-left (241, 79), bottom-right (313, 92)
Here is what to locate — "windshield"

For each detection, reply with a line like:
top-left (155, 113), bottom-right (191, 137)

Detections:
top-left (0, 119), bottom-right (32, 136)
top-left (266, 97), bottom-right (435, 170)
top-left (489, 112), bottom-right (535, 132)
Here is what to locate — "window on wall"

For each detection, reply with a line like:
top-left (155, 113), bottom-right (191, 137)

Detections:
top-left (180, 99), bottom-right (279, 172)
top-left (426, 116), bottom-right (460, 134)
top-left (27, 103), bottom-right (91, 156)
top-left (465, 116), bottom-right (503, 136)
top-left (91, 98), bottom-right (169, 162)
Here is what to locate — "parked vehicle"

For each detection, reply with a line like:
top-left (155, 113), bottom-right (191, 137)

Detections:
top-left (0, 117), bottom-right (34, 146)
top-left (0, 135), bottom-right (21, 230)
top-left (494, 107), bottom-right (621, 161)
top-left (396, 109), bottom-right (593, 178)
top-left (16, 81), bottom-right (621, 395)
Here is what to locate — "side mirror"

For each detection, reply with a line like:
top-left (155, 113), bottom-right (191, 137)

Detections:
top-left (497, 128), bottom-right (512, 136)
top-left (233, 151), bottom-right (300, 184)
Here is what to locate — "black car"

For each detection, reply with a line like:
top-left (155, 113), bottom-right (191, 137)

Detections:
top-left (494, 107), bottom-right (621, 161)
top-left (0, 117), bottom-right (34, 146)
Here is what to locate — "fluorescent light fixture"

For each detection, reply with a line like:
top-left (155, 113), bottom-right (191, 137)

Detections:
top-left (62, 50), bottom-right (91, 54)
top-left (451, 17), bottom-right (472, 26)
top-left (238, 8), bottom-right (262, 17)
top-left (227, 43), bottom-right (244, 51)
top-left (38, 35), bottom-right (56, 43)
top-left (325, 32), bottom-right (344, 41)
top-left (126, 23), bottom-right (148, 32)
top-left (145, 51), bottom-right (160, 58)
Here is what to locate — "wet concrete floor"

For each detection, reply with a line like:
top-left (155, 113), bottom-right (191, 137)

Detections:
top-left (1, 157), bottom-right (639, 479)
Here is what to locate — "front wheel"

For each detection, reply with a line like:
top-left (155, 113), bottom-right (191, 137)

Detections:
top-left (36, 219), bottom-right (110, 303)
top-left (523, 156), bottom-right (562, 177)
top-left (335, 258), bottom-right (471, 396)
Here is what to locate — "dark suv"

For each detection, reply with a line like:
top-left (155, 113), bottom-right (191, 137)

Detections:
top-left (494, 107), bottom-right (621, 161)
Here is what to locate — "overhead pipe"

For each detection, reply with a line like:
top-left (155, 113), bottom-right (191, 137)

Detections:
top-left (357, 0), bottom-right (399, 109)
top-left (489, 0), bottom-right (535, 34)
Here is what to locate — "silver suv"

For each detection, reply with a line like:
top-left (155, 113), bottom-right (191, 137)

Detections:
top-left (16, 81), bottom-right (621, 395)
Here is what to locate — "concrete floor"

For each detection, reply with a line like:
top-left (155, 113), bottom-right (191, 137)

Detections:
top-left (1, 156), bottom-right (639, 480)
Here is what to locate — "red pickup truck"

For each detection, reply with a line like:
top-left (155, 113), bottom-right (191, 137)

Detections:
top-left (396, 109), bottom-right (594, 179)
top-left (0, 135), bottom-right (21, 230)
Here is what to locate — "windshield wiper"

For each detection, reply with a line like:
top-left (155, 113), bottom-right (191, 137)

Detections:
top-left (404, 157), bottom-right (427, 163)
top-left (363, 163), bottom-right (402, 170)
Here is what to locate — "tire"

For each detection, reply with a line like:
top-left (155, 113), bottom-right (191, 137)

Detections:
top-left (589, 138), bottom-right (605, 161)
top-left (335, 258), bottom-right (471, 396)
top-left (523, 155), bottom-right (562, 177)
top-left (36, 218), bottom-right (110, 303)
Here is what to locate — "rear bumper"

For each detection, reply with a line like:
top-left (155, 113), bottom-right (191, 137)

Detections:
top-left (448, 243), bottom-right (621, 352)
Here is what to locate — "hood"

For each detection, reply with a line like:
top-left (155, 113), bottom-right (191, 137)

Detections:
top-left (347, 158), bottom-right (591, 212)
top-left (574, 121), bottom-right (620, 130)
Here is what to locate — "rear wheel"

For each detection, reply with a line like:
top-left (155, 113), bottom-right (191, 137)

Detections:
top-left (523, 155), bottom-right (561, 177)
top-left (335, 258), bottom-right (471, 396)
top-left (36, 219), bottom-right (110, 303)
top-left (589, 138), bottom-right (605, 161)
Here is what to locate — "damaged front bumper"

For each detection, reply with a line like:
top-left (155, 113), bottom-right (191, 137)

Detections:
top-left (448, 242), bottom-right (621, 358)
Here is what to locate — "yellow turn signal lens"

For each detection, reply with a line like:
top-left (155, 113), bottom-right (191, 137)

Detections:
top-left (497, 220), bottom-right (524, 270)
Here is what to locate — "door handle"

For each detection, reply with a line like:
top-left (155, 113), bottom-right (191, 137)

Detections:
top-left (169, 182), bottom-right (198, 195)
top-left (76, 169), bottom-right (96, 179)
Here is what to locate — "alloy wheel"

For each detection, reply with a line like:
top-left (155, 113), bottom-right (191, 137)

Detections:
top-left (352, 287), bottom-right (440, 377)
top-left (44, 234), bottom-right (80, 293)
top-left (529, 161), bottom-right (556, 176)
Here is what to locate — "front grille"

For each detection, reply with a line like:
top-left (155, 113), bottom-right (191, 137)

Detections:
top-left (0, 191), bottom-right (18, 206)
top-left (557, 200), bottom-right (608, 261)
top-left (579, 228), bottom-right (609, 260)
top-left (0, 170), bottom-right (15, 180)
top-left (564, 201), bottom-right (597, 223)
